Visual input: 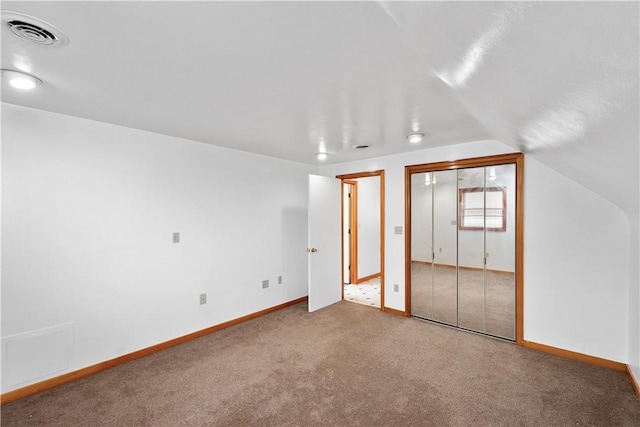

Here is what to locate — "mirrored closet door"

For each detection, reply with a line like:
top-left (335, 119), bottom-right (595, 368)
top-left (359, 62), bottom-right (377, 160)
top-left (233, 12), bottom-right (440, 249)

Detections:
top-left (406, 154), bottom-right (522, 342)
top-left (410, 170), bottom-right (457, 326)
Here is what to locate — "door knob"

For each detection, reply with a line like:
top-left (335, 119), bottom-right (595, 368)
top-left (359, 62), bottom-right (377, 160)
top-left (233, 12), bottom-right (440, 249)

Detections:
top-left (307, 247), bottom-right (318, 253)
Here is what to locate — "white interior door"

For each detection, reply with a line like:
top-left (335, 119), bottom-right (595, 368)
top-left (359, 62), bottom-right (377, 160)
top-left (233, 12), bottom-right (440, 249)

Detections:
top-left (308, 174), bottom-right (341, 312)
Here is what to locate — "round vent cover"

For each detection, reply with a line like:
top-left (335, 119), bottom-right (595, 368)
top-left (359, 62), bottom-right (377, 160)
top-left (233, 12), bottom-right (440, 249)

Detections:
top-left (2, 11), bottom-right (69, 47)
top-left (8, 20), bottom-right (57, 45)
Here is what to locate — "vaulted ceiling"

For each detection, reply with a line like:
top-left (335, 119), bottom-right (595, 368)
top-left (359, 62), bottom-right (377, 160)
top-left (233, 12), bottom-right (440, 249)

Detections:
top-left (2, 1), bottom-right (638, 216)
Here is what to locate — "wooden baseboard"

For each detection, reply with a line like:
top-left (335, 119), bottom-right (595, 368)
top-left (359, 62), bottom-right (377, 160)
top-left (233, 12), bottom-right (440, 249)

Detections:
top-left (383, 306), bottom-right (408, 317)
top-left (354, 272), bottom-right (381, 284)
top-left (522, 340), bottom-right (626, 371)
top-left (1, 296), bottom-right (308, 405)
top-left (627, 365), bottom-right (640, 399)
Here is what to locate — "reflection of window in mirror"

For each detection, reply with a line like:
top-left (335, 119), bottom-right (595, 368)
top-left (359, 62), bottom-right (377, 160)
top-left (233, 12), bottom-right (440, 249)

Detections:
top-left (458, 187), bottom-right (506, 232)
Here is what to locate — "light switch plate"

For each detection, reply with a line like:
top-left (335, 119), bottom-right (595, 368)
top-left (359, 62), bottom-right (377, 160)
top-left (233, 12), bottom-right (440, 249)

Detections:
top-left (172, 232), bottom-right (180, 243)
top-left (394, 226), bottom-right (403, 235)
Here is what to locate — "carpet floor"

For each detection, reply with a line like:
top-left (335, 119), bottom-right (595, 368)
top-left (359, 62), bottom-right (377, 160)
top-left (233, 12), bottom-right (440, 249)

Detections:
top-left (2, 301), bottom-right (639, 426)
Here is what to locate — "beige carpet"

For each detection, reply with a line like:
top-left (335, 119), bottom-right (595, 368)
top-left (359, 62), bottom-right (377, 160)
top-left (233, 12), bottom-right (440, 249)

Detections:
top-left (2, 301), bottom-right (639, 426)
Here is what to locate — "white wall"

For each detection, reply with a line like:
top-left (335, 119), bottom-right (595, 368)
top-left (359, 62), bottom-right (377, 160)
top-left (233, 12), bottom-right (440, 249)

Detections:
top-left (355, 176), bottom-right (380, 279)
top-left (629, 146), bottom-right (640, 383)
top-left (320, 140), bottom-right (630, 363)
top-left (631, 216), bottom-right (640, 382)
top-left (1, 104), bottom-right (315, 393)
top-left (523, 157), bottom-right (628, 362)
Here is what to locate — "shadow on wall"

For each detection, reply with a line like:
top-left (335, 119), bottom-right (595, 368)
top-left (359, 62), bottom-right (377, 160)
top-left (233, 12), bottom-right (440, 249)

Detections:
top-left (283, 207), bottom-right (309, 296)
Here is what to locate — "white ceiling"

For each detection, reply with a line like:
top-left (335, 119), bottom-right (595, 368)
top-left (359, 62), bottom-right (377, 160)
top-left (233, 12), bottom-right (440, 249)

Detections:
top-left (2, 1), bottom-right (638, 215)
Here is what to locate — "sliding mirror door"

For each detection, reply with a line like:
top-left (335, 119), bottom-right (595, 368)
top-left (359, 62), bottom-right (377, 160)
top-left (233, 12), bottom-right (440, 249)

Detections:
top-left (484, 164), bottom-right (516, 339)
top-left (457, 167), bottom-right (487, 334)
top-left (407, 154), bottom-right (522, 342)
top-left (410, 172), bottom-right (434, 319)
top-left (458, 165), bottom-right (516, 340)
top-left (410, 170), bottom-right (457, 326)
top-left (432, 170), bottom-right (458, 325)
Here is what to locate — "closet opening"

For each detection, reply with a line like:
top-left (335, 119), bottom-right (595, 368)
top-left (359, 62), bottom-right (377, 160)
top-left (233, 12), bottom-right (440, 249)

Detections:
top-left (404, 153), bottom-right (524, 343)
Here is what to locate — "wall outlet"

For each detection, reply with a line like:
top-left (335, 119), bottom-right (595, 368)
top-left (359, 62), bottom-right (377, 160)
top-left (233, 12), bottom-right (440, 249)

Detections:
top-left (262, 280), bottom-right (269, 289)
top-left (172, 232), bottom-right (180, 243)
top-left (394, 226), bottom-right (403, 235)
top-left (278, 275), bottom-right (283, 284)
top-left (199, 293), bottom-right (206, 305)
top-left (394, 284), bottom-right (399, 293)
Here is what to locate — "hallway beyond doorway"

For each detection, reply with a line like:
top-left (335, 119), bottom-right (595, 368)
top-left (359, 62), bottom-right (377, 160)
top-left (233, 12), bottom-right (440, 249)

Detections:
top-left (344, 277), bottom-right (381, 308)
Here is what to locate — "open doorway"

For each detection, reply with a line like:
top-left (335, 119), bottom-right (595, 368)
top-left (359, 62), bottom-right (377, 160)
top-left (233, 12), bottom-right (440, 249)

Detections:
top-left (337, 171), bottom-right (385, 310)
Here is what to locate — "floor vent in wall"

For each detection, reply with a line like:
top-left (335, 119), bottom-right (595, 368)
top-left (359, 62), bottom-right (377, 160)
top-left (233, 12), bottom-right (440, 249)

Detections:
top-left (1, 323), bottom-right (74, 390)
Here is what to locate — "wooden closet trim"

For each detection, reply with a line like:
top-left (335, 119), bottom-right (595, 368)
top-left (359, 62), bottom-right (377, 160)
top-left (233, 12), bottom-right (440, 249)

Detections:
top-left (404, 153), bottom-right (524, 344)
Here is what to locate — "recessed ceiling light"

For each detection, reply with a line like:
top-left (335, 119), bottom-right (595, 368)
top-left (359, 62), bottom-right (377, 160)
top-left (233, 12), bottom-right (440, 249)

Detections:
top-left (408, 133), bottom-right (424, 144)
top-left (1, 69), bottom-right (42, 89)
top-left (315, 152), bottom-right (328, 161)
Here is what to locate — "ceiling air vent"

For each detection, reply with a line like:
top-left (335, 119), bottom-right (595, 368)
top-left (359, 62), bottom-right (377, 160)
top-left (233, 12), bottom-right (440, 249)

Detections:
top-left (8, 20), bottom-right (57, 45)
top-left (2, 11), bottom-right (69, 47)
